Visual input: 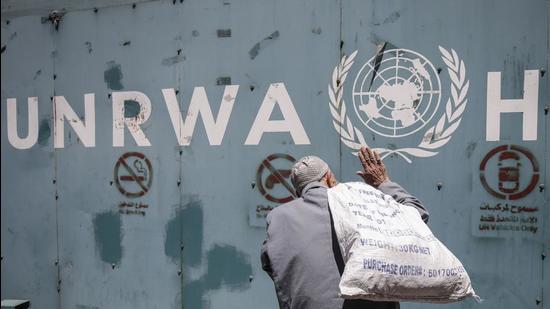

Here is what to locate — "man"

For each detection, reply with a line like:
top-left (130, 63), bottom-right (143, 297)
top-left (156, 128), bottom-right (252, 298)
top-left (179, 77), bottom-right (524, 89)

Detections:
top-left (261, 147), bottom-right (429, 309)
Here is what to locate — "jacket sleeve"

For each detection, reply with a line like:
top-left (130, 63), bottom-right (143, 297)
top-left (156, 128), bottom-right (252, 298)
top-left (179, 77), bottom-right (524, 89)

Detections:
top-left (260, 215), bottom-right (274, 277)
top-left (378, 181), bottom-right (429, 223)
top-left (260, 211), bottom-right (292, 309)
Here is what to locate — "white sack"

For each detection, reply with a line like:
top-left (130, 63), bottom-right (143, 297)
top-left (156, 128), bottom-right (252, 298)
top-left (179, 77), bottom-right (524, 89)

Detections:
top-left (328, 182), bottom-right (479, 303)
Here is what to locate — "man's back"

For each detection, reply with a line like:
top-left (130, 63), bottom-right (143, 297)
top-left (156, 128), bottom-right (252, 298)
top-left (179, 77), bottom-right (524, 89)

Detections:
top-left (261, 181), bottom-right (399, 309)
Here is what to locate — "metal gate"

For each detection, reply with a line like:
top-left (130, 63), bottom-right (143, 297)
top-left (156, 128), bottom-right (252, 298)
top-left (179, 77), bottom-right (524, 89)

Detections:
top-left (1, 0), bottom-right (548, 308)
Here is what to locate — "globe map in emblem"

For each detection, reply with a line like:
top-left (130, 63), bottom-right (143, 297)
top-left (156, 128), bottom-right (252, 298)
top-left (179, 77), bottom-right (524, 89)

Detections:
top-left (352, 49), bottom-right (441, 137)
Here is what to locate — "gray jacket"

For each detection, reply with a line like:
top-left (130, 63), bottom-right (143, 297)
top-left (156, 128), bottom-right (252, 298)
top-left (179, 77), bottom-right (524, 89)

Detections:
top-left (261, 181), bottom-right (429, 309)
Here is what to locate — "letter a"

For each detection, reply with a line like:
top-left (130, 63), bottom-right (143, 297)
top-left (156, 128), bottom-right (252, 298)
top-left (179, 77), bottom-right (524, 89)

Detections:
top-left (245, 83), bottom-right (310, 145)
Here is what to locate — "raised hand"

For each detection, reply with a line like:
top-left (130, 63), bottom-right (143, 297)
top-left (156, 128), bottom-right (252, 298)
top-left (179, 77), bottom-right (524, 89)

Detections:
top-left (356, 146), bottom-right (389, 187)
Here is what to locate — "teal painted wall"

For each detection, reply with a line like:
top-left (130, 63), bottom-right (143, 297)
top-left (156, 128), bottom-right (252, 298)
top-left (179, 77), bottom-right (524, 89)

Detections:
top-left (1, 0), bottom-right (548, 308)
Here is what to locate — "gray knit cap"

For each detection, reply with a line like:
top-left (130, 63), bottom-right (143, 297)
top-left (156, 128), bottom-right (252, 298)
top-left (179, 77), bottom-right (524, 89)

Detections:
top-left (290, 156), bottom-right (329, 196)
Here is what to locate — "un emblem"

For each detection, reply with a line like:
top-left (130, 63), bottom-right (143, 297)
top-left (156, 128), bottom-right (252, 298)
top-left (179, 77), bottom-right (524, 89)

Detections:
top-left (329, 46), bottom-right (469, 163)
top-left (352, 49), bottom-right (441, 137)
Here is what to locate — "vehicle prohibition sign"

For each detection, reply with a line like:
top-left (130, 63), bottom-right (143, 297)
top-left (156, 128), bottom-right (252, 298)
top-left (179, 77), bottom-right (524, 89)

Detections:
top-left (256, 154), bottom-right (297, 204)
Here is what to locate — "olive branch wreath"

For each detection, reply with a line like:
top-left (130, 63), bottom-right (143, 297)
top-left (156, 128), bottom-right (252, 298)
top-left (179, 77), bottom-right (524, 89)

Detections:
top-left (328, 46), bottom-right (469, 163)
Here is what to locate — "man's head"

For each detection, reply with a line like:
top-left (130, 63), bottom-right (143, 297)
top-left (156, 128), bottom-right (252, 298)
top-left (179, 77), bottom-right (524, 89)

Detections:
top-left (290, 156), bottom-right (337, 196)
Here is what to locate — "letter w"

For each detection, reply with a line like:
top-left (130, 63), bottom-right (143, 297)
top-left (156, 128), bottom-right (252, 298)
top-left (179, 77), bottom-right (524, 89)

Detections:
top-left (162, 86), bottom-right (239, 145)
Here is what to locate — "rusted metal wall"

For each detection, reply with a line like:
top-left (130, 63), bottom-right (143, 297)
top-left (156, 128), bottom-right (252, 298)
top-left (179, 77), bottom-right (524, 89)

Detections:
top-left (1, 0), bottom-right (548, 308)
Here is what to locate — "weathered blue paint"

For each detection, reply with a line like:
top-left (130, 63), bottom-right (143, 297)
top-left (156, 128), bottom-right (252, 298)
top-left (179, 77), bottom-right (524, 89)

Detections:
top-left (104, 61), bottom-right (124, 90)
top-left (37, 118), bottom-right (50, 146)
top-left (164, 200), bottom-right (204, 266)
top-left (93, 211), bottom-right (123, 265)
top-left (203, 244), bottom-right (252, 291)
top-left (123, 100), bottom-right (141, 118)
top-left (183, 244), bottom-right (253, 308)
top-left (1, 1), bottom-right (548, 309)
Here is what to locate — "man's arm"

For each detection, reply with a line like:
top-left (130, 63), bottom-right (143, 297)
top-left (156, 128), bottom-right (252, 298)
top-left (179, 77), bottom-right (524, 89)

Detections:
top-left (260, 216), bottom-right (274, 277)
top-left (378, 181), bottom-right (429, 223)
top-left (356, 146), bottom-right (429, 223)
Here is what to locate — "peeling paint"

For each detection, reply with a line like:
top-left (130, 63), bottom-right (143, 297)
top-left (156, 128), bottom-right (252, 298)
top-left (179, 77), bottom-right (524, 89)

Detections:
top-left (161, 54), bottom-right (185, 66)
top-left (249, 30), bottom-right (280, 60)
top-left (104, 61), bottom-right (124, 90)
top-left (33, 69), bottom-right (42, 80)
top-left (223, 94), bottom-right (235, 102)
top-left (164, 200), bottom-right (203, 266)
top-left (37, 118), bottom-right (50, 146)
top-left (93, 211), bottom-right (122, 265)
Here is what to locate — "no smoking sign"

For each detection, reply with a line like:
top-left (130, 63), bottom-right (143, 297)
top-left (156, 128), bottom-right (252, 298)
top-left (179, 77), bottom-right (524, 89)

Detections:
top-left (114, 152), bottom-right (153, 198)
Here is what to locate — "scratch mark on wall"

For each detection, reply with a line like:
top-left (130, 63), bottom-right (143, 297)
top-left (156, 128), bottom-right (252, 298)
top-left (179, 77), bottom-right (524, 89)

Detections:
top-left (33, 69), bottom-right (42, 80)
top-left (162, 54), bottom-right (186, 66)
top-left (249, 30), bottom-right (280, 60)
top-left (465, 142), bottom-right (477, 158)
top-left (373, 11), bottom-right (401, 25)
